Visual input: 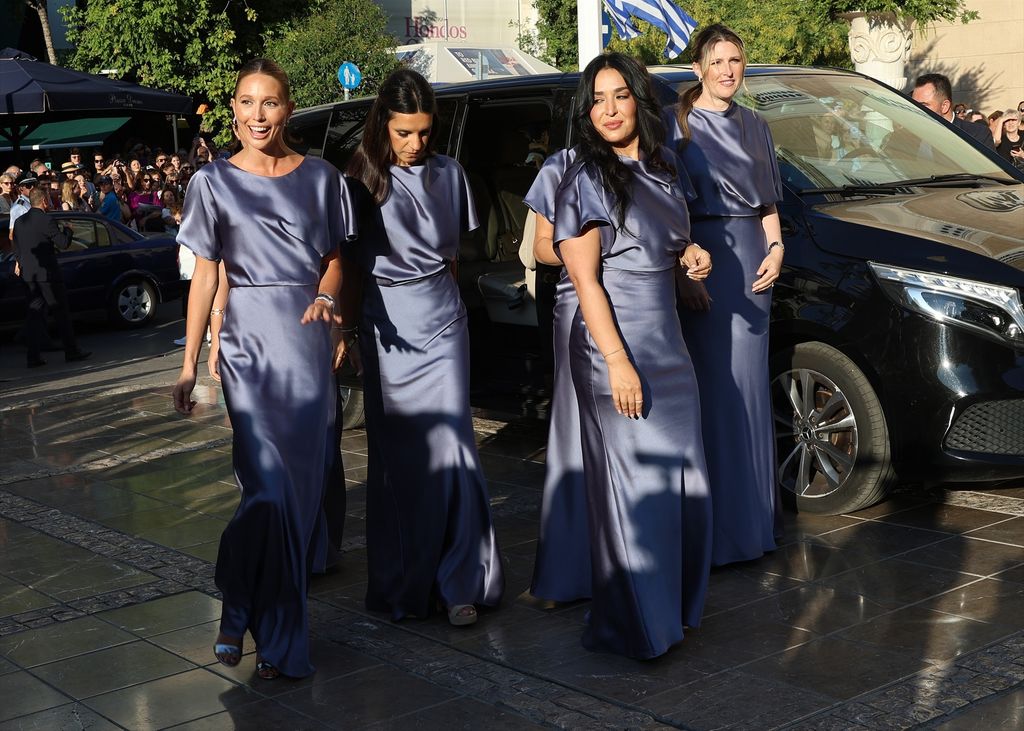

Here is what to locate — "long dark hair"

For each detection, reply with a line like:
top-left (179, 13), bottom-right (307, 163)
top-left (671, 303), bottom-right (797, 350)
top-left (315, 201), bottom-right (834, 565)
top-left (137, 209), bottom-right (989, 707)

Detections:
top-left (347, 69), bottom-right (437, 204)
top-left (675, 24), bottom-right (747, 146)
top-left (574, 52), bottom-right (672, 231)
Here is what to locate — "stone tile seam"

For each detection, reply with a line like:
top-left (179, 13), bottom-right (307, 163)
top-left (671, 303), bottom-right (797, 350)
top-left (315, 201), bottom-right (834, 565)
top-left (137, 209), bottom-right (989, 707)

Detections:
top-left (0, 489), bottom-right (678, 730)
top-left (778, 632), bottom-right (1024, 730)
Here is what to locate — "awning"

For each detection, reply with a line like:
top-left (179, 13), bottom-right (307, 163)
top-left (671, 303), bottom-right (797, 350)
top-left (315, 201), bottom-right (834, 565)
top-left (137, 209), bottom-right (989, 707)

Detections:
top-left (0, 116), bottom-right (130, 152)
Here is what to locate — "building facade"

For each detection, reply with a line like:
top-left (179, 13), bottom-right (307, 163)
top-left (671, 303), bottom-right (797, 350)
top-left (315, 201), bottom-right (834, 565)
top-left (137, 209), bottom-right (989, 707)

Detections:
top-left (378, 0), bottom-right (539, 47)
top-left (907, 0), bottom-right (1024, 115)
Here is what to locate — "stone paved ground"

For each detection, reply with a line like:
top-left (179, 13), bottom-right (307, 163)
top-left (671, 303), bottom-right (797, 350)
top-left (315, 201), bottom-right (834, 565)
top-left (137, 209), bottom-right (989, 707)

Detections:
top-left (1, 325), bottom-right (1023, 730)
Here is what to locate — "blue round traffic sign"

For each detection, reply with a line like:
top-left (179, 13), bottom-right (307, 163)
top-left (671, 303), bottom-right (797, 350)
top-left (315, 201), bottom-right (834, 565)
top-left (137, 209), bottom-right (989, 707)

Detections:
top-left (338, 62), bottom-right (362, 90)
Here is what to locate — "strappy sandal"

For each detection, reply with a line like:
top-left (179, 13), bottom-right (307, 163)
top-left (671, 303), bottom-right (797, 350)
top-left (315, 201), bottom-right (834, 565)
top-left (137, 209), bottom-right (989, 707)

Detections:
top-left (446, 604), bottom-right (478, 627)
top-left (213, 634), bottom-right (242, 667)
top-left (255, 656), bottom-right (280, 680)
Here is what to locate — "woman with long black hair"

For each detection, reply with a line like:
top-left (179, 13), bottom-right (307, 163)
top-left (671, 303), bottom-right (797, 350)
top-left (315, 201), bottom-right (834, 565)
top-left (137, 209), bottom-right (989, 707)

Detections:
top-left (343, 68), bottom-right (504, 627)
top-left (553, 53), bottom-right (713, 659)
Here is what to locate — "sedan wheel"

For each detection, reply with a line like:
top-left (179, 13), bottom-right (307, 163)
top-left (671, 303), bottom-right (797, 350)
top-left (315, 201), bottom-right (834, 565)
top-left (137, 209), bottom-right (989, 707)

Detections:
top-left (110, 279), bottom-right (157, 327)
top-left (771, 342), bottom-right (894, 514)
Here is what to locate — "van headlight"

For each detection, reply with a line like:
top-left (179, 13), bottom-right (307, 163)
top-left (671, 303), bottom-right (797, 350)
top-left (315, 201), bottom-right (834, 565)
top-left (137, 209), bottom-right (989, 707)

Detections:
top-left (869, 263), bottom-right (1024, 348)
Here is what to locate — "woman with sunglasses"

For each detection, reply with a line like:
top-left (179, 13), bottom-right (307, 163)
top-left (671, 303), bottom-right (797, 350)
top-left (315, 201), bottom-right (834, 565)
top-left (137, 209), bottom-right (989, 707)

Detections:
top-left (129, 173), bottom-right (162, 232)
top-left (0, 173), bottom-right (14, 214)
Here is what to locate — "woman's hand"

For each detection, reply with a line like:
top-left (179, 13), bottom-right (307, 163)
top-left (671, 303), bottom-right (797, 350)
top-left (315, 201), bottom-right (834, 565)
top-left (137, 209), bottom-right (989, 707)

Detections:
top-left (677, 275), bottom-right (711, 312)
top-left (752, 246), bottom-right (784, 293)
top-left (606, 351), bottom-right (643, 419)
top-left (332, 335), bottom-right (362, 375)
top-left (301, 298), bottom-right (335, 325)
top-left (172, 368), bottom-right (198, 414)
top-left (207, 337), bottom-right (221, 382)
top-left (680, 243), bottom-right (712, 281)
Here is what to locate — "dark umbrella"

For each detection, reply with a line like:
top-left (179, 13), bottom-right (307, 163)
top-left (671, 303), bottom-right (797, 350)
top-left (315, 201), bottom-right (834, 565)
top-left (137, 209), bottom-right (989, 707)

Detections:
top-left (0, 48), bottom-right (193, 155)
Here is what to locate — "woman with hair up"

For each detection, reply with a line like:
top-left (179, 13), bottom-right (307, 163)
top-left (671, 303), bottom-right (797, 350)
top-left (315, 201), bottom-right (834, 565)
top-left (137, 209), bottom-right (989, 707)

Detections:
top-left (173, 58), bottom-right (356, 679)
top-left (343, 68), bottom-right (503, 627)
top-left (670, 24), bottom-right (784, 566)
top-left (554, 52), bottom-right (713, 659)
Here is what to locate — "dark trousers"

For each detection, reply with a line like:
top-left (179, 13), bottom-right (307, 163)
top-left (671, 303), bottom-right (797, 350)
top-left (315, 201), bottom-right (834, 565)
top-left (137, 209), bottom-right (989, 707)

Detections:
top-left (24, 280), bottom-right (78, 361)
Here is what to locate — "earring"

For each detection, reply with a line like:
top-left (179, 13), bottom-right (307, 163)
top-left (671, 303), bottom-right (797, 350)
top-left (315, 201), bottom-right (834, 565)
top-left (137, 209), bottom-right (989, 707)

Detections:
top-left (231, 117), bottom-right (238, 129)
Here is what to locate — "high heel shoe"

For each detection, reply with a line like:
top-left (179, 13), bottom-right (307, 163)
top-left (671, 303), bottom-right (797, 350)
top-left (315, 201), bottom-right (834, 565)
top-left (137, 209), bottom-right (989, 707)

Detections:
top-left (446, 604), bottom-right (478, 627)
top-left (213, 634), bottom-right (242, 667)
top-left (255, 656), bottom-right (280, 680)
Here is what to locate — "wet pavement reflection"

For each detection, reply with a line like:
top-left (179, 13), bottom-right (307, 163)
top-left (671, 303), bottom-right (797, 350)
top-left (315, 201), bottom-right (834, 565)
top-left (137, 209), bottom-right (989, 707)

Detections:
top-left (0, 386), bottom-right (1023, 729)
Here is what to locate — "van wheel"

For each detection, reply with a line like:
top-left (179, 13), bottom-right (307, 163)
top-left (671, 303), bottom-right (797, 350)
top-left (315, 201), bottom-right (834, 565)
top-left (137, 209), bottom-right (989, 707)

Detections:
top-left (110, 279), bottom-right (157, 327)
top-left (338, 384), bottom-right (365, 430)
top-left (770, 342), bottom-right (894, 514)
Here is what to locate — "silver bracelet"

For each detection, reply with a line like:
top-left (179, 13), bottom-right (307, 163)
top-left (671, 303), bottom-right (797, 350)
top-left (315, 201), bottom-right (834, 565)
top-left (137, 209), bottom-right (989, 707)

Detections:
top-left (768, 241), bottom-right (785, 253)
top-left (210, 307), bottom-right (225, 316)
top-left (314, 293), bottom-right (336, 308)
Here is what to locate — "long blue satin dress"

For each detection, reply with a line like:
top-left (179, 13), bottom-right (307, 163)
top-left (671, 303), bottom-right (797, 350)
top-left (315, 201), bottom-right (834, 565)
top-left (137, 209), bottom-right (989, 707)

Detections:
top-left (553, 151), bottom-right (713, 659)
top-left (668, 104), bottom-right (784, 566)
top-left (344, 155), bottom-right (504, 620)
top-left (523, 148), bottom-right (591, 603)
top-left (177, 157), bottom-right (356, 678)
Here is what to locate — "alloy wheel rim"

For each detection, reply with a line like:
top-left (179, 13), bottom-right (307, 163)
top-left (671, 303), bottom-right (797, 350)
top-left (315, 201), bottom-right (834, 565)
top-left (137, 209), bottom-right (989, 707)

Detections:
top-left (773, 368), bottom-right (859, 499)
top-left (117, 284), bottom-right (153, 322)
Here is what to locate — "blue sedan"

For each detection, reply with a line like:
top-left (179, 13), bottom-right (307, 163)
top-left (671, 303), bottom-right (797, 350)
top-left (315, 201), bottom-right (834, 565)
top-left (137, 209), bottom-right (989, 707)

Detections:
top-left (1, 211), bottom-right (183, 328)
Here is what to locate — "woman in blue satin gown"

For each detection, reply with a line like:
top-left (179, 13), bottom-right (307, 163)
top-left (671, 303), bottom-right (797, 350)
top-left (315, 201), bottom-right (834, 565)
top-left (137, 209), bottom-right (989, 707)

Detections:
top-left (342, 69), bottom-right (504, 627)
top-left (669, 25), bottom-right (785, 566)
top-left (555, 53), bottom-right (714, 659)
top-left (172, 59), bottom-right (356, 679)
top-left (523, 148), bottom-right (593, 603)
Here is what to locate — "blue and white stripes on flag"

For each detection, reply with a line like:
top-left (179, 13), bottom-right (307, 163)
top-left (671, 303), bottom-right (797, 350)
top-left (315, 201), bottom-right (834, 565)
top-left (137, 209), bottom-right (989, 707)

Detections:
top-left (603, 0), bottom-right (699, 59)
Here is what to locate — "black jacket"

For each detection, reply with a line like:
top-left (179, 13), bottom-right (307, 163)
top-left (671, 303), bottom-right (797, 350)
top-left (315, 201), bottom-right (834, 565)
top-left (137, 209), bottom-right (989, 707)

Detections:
top-left (952, 116), bottom-right (996, 149)
top-left (12, 208), bottom-right (72, 282)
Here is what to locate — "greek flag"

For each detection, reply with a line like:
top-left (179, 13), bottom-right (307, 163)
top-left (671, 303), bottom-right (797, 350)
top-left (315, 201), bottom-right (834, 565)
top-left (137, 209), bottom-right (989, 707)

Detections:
top-left (603, 0), bottom-right (698, 59)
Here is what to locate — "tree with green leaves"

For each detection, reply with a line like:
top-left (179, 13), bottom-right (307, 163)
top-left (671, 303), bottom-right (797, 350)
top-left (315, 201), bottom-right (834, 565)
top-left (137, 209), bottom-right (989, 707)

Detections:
top-left (60, 1), bottom-right (317, 145)
top-left (524, 0), bottom-right (857, 70)
top-left (263, 0), bottom-right (400, 108)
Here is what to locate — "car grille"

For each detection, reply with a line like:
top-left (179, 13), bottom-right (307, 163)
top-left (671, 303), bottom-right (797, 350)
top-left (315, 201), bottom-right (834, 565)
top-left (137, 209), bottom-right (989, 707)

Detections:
top-left (945, 400), bottom-right (1024, 455)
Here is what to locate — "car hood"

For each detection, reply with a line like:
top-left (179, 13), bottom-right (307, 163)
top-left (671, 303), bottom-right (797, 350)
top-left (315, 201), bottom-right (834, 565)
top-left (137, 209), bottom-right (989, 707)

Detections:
top-left (807, 185), bottom-right (1024, 279)
top-left (811, 183), bottom-right (1019, 266)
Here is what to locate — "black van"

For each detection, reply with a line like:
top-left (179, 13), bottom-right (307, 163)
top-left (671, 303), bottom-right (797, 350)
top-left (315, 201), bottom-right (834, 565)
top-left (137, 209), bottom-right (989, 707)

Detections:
top-left (290, 65), bottom-right (1024, 515)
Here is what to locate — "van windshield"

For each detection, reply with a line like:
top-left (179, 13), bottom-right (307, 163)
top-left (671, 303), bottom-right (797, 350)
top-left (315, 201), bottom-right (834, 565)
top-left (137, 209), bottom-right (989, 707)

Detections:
top-left (732, 73), bottom-right (1011, 190)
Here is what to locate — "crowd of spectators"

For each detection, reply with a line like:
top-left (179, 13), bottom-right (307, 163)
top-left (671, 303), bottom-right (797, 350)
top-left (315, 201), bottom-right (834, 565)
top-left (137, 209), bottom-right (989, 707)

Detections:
top-left (952, 96), bottom-right (1024, 169)
top-left (1, 135), bottom-right (232, 236)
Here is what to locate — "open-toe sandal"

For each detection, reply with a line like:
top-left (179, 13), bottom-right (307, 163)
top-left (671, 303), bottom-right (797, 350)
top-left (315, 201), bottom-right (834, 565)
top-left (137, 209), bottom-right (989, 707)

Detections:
top-left (255, 656), bottom-right (280, 680)
top-left (213, 637), bottom-right (242, 667)
top-left (447, 604), bottom-right (478, 627)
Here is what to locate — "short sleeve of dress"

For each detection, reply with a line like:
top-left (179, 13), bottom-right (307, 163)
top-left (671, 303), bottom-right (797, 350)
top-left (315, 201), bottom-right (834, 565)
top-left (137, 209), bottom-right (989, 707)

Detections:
top-left (327, 169), bottom-right (358, 257)
top-left (340, 176), bottom-right (373, 263)
top-left (553, 161), bottom-right (612, 251)
top-left (177, 169), bottom-right (220, 261)
top-left (453, 159), bottom-right (480, 234)
top-left (523, 149), bottom-right (570, 223)
top-left (759, 115), bottom-right (784, 207)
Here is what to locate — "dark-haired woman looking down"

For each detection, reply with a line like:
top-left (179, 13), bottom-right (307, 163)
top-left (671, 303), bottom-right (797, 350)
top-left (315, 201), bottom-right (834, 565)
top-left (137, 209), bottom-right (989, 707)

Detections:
top-left (343, 68), bottom-right (504, 627)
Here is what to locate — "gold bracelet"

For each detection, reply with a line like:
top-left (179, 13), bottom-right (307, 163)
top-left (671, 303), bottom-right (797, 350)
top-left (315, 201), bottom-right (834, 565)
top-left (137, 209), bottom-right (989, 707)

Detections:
top-left (603, 347), bottom-right (625, 360)
top-left (210, 308), bottom-right (225, 316)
